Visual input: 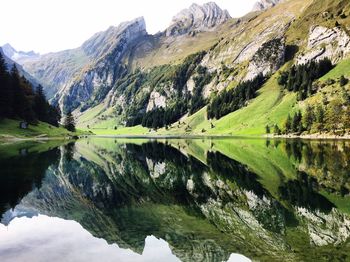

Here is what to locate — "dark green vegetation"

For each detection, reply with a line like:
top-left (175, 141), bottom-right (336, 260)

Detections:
top-left (207, 74), bottom-right (266, 119)
top-left (278, 58), bottom-right (333, 101)
top-left (1, 138), bottom-right (350, 261)
top-left (63, 110), bottom-right (76, 132)
top-left (124, 51), bottom-right (217, 129)
top-left (0, 53), bottom-right (60, 126)
top-left (273, 73), bottom-right (350, 135)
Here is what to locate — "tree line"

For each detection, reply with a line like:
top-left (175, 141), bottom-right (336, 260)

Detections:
top-left (141, 101), bottom-right (187, 129)
top-left (278, 58), bottom-right (333, 100)
top-left (0, 52), bottom-right (61, 126)
top-left (207, 73), bottom-right (266, 119)
top-left (268, 76), bottom-right (350, 135)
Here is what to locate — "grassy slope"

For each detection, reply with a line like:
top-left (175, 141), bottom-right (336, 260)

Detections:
top-left (0, 119), bottom-right (85, 139)
top-left (286, 0), bottom-right (350, 46)
top-left (320, 58), bottom-right (350, 80)
top-left (158, 71), bottom-right (297, 136)
top-left (87, 57), bottom-right (350, 137)
top-left (81, 72), bottom-right (297, 136)
top-left (301, 58), bottom-right (350, 110)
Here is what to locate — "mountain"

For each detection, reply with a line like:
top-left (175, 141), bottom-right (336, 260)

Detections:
top-left (19, 17), bottom-right (147, 102)
top-left (165, 2), bottom-right (231, 37)
top-left (1, 43), bottom-right (39, 62)
top-left (0, 47), bottom-right (39, 87)
top-left (12, 0), bottom-right (350, 136)
top-left (252, 0), bottom-right (284, 12)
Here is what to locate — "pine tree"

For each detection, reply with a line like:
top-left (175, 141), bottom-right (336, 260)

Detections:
top-left (64, 111), bottom-right (75, 132)
top-left (303, 105), bottom-right (314, 132)
top-left (47, 104), bottom-right (61, 127)
top-left (0, 52), bottom-right (10, 118)
top-left (34, 85), bottom-right (48, 122)
top-left (292, 111), bottom-right (302, 133)
top-left (340, 75), bottom-right (348, 87)
top-left (265, 125), bottom-right (270, 134)
top-left (315, 105), bottom-right (325, 132)
top-left (284, 114), bottom-right (292, 134)
top-left (342, 87), bottom-right (350, 105)
top-left (10, 65), bottom-right (35, 122)
top-left (274, 124), bottom-right (281, 135)
top-left (344, 106), bottom-right (350, 130)
top-left (326, 99), bottom-right (343, 133)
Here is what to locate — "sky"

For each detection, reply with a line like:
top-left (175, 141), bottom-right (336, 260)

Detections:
top-left (0, 0), bottom-right (257, 54)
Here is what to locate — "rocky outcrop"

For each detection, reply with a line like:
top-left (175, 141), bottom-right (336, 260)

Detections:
top-left (297, 26), bottom-right (350, 64)
top-left (297, 207), bottom-right (350, 246)
top-left (146, 91), bottom-right (167, 112)
top-left (165, 2), bottom-right (231, 37)
top-left (245, 38), bottom-right (285, 81)
top-left (252, 0), bottom-right (283, 12)
top-left (59, 17), bottom-right (148, 111)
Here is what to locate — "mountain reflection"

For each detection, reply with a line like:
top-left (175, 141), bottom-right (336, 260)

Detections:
top-left (0, 138), bottom-right (350, 261)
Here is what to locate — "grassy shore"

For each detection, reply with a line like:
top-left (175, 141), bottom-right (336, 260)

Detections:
top-left (0, 119), bottom-right (89, 141)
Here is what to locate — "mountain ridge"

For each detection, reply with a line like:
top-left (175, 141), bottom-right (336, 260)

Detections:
top-left (165, 2), bottom-right (231, 37)
top-left (5, 0), bottom-right (350, 136)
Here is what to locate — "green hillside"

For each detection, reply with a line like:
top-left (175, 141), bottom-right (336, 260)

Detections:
top-left (0, 119), bottom-right (84, 140)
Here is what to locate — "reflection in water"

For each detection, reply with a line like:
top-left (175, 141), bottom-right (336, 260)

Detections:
top-left (0, 138), bottom-right (350, 261)
top-left (0, 215), bottom-right (180, 262)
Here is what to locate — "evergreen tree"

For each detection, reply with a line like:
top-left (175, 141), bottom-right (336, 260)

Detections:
top-left (326, 99), bottom-right (343, 133)
top-left (284, 114), bottom-right (292, 134)
top-left (274, 124), bottom-right (281, 135)
top-left (344, 106), bottom-right (350, 130)
top-left (34, 85), bottom-right (48, 122)
top-left (0, 52), bottom-right (11, 118)
top-left (64, 111), bottom-right (75, 132)
top-left (315, 105), bottom-right (325, 132)
top-left (340, 75), bottom-right (348, 87)
top-left (280, 58), bottom-right (333, 101)
top-left (292, 111), bottom-right (302, 133)
top-left (10, 65), bottom-right (35, 122)
top-left (303, 105), bottom-right (314, 133)
top-left (342, 87), bottom-right (350, 105)
top-left (265, 124), bottom-right (270, 134)
top-left (47, 105), bottom-right (61, 127)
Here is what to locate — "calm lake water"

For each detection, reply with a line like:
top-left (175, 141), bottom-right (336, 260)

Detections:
top-left (0, 137), bottom-right (350, 261)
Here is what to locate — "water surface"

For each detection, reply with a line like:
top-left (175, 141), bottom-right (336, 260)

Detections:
top-left (0, 138), bottom-right (350, 261)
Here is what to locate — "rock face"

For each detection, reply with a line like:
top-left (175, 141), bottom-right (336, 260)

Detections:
top-left (146, 91), bottom-right (167, 112)
top-left (245, 38), bottom-right (285, 81)
top-left (165, 2), bottom-right (231, 37)
top-left (252, 0), bottom-right (283, 12)
top-left (297, 26), bottom-right (350, 64)
top-left (60, 17), bottom-right (147, 111)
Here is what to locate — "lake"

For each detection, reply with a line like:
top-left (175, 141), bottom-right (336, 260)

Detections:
top-left (0, 137), bottom-right (349, 261)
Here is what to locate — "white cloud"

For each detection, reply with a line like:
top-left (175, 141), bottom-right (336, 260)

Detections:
top-left (0, 0), bottom-right (257, 54)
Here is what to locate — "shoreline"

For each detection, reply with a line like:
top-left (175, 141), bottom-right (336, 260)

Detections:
top-left (2, 133), bottom-right (350, 143)
top-left (266, 134), bottom-right (350, 140)
top-left (84, 133), bottom-right (350, 141)
top-left (0, 135), bottom-right (80, 143)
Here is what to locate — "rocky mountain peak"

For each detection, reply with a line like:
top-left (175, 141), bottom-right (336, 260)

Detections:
top-left (1, 43), bottom-right (39, 62)
top-left (165, 2), bottom-right (231, 37)
top-left (81, 16), bottom-right (147, 59)
top-left (252, 0), bottom-right (283, 12)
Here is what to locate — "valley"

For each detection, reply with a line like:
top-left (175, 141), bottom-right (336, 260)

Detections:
top-left (1, 0), bottom-right (350, 138)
